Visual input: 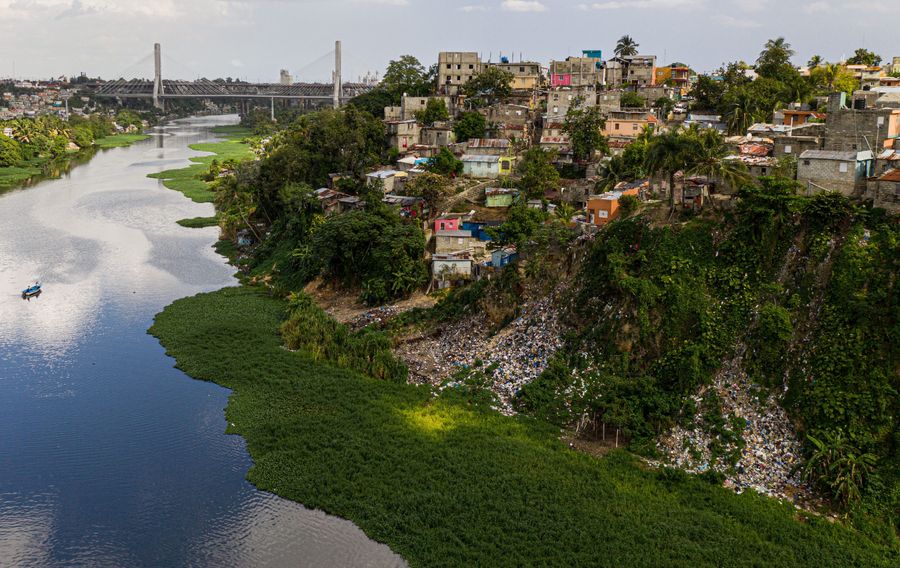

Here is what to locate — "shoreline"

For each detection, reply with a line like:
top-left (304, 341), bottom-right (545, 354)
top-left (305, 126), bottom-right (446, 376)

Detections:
top-left (0, 133), bottom-right (149, 193)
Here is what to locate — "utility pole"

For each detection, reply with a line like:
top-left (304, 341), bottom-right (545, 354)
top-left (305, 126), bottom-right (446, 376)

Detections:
top-left (153, 43), bottom-right (163, 110)
top-left (332, 40), bottom-right (342, 109)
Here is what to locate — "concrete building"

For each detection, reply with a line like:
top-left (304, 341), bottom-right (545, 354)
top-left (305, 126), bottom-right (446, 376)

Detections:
top-left (279, 69), bottom-right (293, 85)
top-left (420, 125), bottom-right (455, 147)
top-left (798, 149), bottom-right (874, 196)
top-left (438, 52), bottom-right (482, 95)
top-left (823, 92), bottom-right (900, 153)
top-left (606, 55), bottom-right (657, 87)
top-left (485, 187), bottom-right (517, 208)
top-left (604, 110), bottom-right (659, 141)
top-left (401, 95), bottom-right (454, 121)
top-left (655, 65), bottom-right (691, 94)
top-left (490, 61), bottom-right (543, 90)
top-left (466, 138), bottom-right (512, 156)
top-left (597, 90), bottom-right (622, 113)
top-left (366, 169), bottom-right (409, 194)
top-left (586, 187), bottom-right (639, 226)
top-left (386, 119), bottom-right (421, 152)
top-left (546, 86), bottom-right (596, 118)
top-left (432, 252), bottom-right (474, 289)
top-left (549, 53), bottom-right (603, 88)
top-left (435, 229), bottom-right (475, 253)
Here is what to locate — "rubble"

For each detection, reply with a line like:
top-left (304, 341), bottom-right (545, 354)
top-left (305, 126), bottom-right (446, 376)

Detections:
top-left (395, 289), bottom-right (566, 415)
top-left (650, 354), bottom-right (815, 506)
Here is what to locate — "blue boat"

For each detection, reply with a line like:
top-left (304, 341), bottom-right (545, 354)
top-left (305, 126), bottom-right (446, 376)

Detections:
top-left (22, 282), bottom-right (42, 299)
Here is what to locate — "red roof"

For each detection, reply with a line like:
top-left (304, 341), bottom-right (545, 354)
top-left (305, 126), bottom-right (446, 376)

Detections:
top-left (878, 169), bottom-right (900, 182)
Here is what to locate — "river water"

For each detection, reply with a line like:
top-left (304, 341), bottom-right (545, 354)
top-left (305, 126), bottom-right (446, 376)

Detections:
top-left (0, 116), bottom-right (404, 567)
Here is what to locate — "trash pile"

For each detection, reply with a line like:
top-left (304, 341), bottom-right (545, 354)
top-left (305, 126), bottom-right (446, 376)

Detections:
top-left (346, 305), bottom-right (403, 330)
top-left (652, 354), bottom-right (813, 505)
top-left (395, 291), bottom-right (565, 415)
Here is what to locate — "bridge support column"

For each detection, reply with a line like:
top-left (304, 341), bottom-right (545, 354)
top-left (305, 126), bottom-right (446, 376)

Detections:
top-left (333, 40), bottom-right (341, 109)
top-left (270, 97), bottom-right (275, 122)
top-left (153, 43), bottom-right (163, 110)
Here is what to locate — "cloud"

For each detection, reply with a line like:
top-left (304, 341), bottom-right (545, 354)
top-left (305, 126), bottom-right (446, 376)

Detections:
top-left (802, 1), bottom-right (832, 13)
top-left (501, 0), bottom-right (546, 12)
top-left (578, 0), bottom-right (703, 9)
top-left (711, 14), bottom-right (760, 28)
top-left (459, 4), bottom-right (488, 11)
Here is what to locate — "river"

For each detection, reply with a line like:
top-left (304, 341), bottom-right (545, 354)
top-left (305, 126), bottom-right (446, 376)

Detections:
top-left (0, 116), bottom-right (404, 567)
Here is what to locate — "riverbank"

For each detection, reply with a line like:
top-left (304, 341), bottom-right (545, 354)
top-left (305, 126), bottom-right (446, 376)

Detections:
top-left (0, 133), bottom-right (149, 192)
top-left (148, 125), bottom-right (253, 204)
top-left (148, 286), bottom-right (894, 567)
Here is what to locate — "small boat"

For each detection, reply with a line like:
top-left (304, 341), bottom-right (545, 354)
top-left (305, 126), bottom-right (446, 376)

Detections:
top-left (22, 282), bottom-right (42, 299)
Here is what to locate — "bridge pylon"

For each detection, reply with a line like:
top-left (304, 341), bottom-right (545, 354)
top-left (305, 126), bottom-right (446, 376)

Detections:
top-left (153, 43), bottom-right (163, 110)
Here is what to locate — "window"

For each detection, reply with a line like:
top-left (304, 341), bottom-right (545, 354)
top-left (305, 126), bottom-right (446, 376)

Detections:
top-left (803, 160), bottom-right (811, 166)
top-left (839, 162), bottom-right (849, 173)
top-left (615, 123), bottom-right (620, 130)
top-left (851, 144), bottom-right (858, 150)
top-left (469, 64), bottom-right (474, 69)
top-left (446, 64), bottom-right (451, 69)
top-left (456, 64), bottom-right (461, 70)
top-left (519, 66), bottom-right (525, 72)
top-left (457, 76), bottom-right (461, 81)
top-left (784, 145), bottom-right (792, 154)
top-left (761, 167), bottom-right (767, 174)
top-left (632, 124), bottom-right (638, 131)
top-left (458, 238), bottom-right (464, 244)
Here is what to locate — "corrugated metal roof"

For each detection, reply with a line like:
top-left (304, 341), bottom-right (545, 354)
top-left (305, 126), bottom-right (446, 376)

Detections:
top-left (468, 138), bottom-right (511, 148)
top-left (878, 168), bottom-right (900, 182)
top-left (461, 154), bottom-right (500, 163)
top-left (436, 230), bottom-right (473, 238)
top-left (800, 150), bottom-right (870, 161)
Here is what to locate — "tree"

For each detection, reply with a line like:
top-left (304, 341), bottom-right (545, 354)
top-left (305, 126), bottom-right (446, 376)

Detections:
top-left (453, 111), bottom-right (486, 142)
top-left (810, 63), bottom-right (859, 95)
top-left (618, 195), bottom-right (639, 218)
top-left (620, 91), bottom-right (645, 108)
top-left (415, 98), bottom-right (450, 126)
top-left (846, 48), bottom-right (882, 67)
top-left (563, 100), bottom-right (608, 162)
top-left (804, 430), bottom-right (878, 509)
top-left (690, 75), bottom-right (726, 111)
top-left (405, 171), bottom-right (453, 213)
top-left (517, 147), bottom-right (560, 199)
top-left (487, 201), bottom-right (547, 248)
top-left (645, 127), bottom-right (692, 210)
top-left (807, 55), bottom-right (824, 69)
top-left (426, 147), bottom-right (463, 177)
top-left (348, 88), bottom-right (397, 119)
top-left (463, 66), bottom-right (514, 106)
top-left (654, 97), bottom-right (675, 117)
top-left (0, 134), bottom-right (23, 167)
top-left (615, 35), bottom-right (639, 57)
top-left (684, 127), bottom-right (750, 197)
top-left (382, 55), bottom-right (432, 100)
top-left (756, 37), bottom-right (795, 80)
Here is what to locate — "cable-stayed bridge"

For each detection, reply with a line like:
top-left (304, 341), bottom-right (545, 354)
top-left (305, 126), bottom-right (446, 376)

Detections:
top-left (91, 41), bottom-right (375, 110)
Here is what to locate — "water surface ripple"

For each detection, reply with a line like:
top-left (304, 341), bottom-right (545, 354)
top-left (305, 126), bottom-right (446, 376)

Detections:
top-left (0, 116), bottom-right (405, 568)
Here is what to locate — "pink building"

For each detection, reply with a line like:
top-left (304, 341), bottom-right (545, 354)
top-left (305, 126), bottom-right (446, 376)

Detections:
top-left (434, 215), bottom-right (461, 232)
top-left (551, 74), bottom-right (572, 87)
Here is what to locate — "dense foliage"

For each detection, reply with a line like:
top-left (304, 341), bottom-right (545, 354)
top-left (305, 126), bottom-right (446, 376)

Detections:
top-left (150, 286), bottom-right (895, 567)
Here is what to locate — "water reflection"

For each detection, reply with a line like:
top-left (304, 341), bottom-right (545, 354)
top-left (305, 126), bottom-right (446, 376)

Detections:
top-left (0, 116), bottom-right (405, 567)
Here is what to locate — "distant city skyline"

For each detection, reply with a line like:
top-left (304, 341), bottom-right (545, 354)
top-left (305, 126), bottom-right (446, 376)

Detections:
top-left (1, 0), bottom-right (896, 82)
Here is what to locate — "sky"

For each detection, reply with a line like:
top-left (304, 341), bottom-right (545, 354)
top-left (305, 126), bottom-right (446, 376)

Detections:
top-left (0, 0), bottom-right (896, 82)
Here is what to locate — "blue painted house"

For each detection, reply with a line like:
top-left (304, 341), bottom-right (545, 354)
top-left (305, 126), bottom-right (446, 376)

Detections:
top-left (491, 247), bottom-right (518, 268)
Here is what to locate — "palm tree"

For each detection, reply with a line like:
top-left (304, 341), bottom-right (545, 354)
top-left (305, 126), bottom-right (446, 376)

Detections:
top-left (724, 89), bottom-right (765, 135)
top-left (804, 430), bottom-right (877, 509)
top-left (615, 36), bottom-right (639, 58)
top-left (645, 127), bottom-right (691, 211)
top-left (759, 37), bottom-right (795, 63)
top-left (684, 128), bottom-right (750, 191)
top-left (807, 55), bottom-right (824, 69)
top-left (596, 156), bottom-right (629, 193)
top-left (821, 63), bottom-right (843, 90)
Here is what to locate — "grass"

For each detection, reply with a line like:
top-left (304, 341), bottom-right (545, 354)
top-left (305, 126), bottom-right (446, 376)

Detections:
top-left (147, 125), bottom-right (253, 203)
top-left (176, 216), bottom-right (219, 228)
top-left (93, 133), bottom-right (150, 148)
top-left (0, 163), bottom-right (42, 190)
top-left (149, 286), bottom-right (896, 568)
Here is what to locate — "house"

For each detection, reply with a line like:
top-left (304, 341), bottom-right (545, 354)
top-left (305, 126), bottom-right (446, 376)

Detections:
top-left (313, 188), bottom-right (352, 215)
top-left (823, 92), bottom-right (900, 153)
top-left (586, 187), bottom-right (639, 226)
top-left (865, 168), bottom-right (900, 212)
top-left (479, 103), bottom-right (534, 143)
top-left (797, 149), bottom-right (874, 196)
top-left (606, 55), bottom-right (657, 87)
top-left (435, 229), bottom-right (475, 253)
top-left (873, 149), bottom-right (900, 176)
top-left (438, 52), bottom-right (482, 95)
top-left (386, 120), bottom-right (421, 152)
top-left (682, 177), bottom-right (715, 211)
top-left (432, 252), bottom-right (474, 289)
top-left (546, 86), bottom-right (596, 120)
top-left (401, 96), bottom-right (454, 120)
top-left (485, 187), bottom-right (518, 208)
top-left (655, 65), bottom-right (691, 94)
top-left (539, 119), bottom-right (570, 152)
top-left (397, 155), bottom-right (432, 171)
top-left (384, 106), bottom-right (402, 121)
top-left (382, 195), bottom-right (426, 218)
top-left (780, 109), bottom-right (826, 127)
top-left (461, 219), bottom-right (501, 241)
top-left (466, 138), bottom-right (512, 156)
top-left (461, 154), bottom-right (515, 179)
top-left (434, 215), bottom-right (463, 233)
top-left (489, 60), bottom-right (543, 90)
top-left (421, 125), bottom-right (456, 147)
top-left (685, 112), bottom-right (727, 133)
top-left (490, 247), bottom-right (518, 268)
top-left (549, 52), bottom-right (603, 87)
top-left (604, 110), bottom-right (659, 141)
top-left (366, 169), bottom-right (409, 194)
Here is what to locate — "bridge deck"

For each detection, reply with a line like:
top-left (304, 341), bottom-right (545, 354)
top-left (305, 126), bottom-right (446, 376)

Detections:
top-left (93, 79), bottom-right (374, 100)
